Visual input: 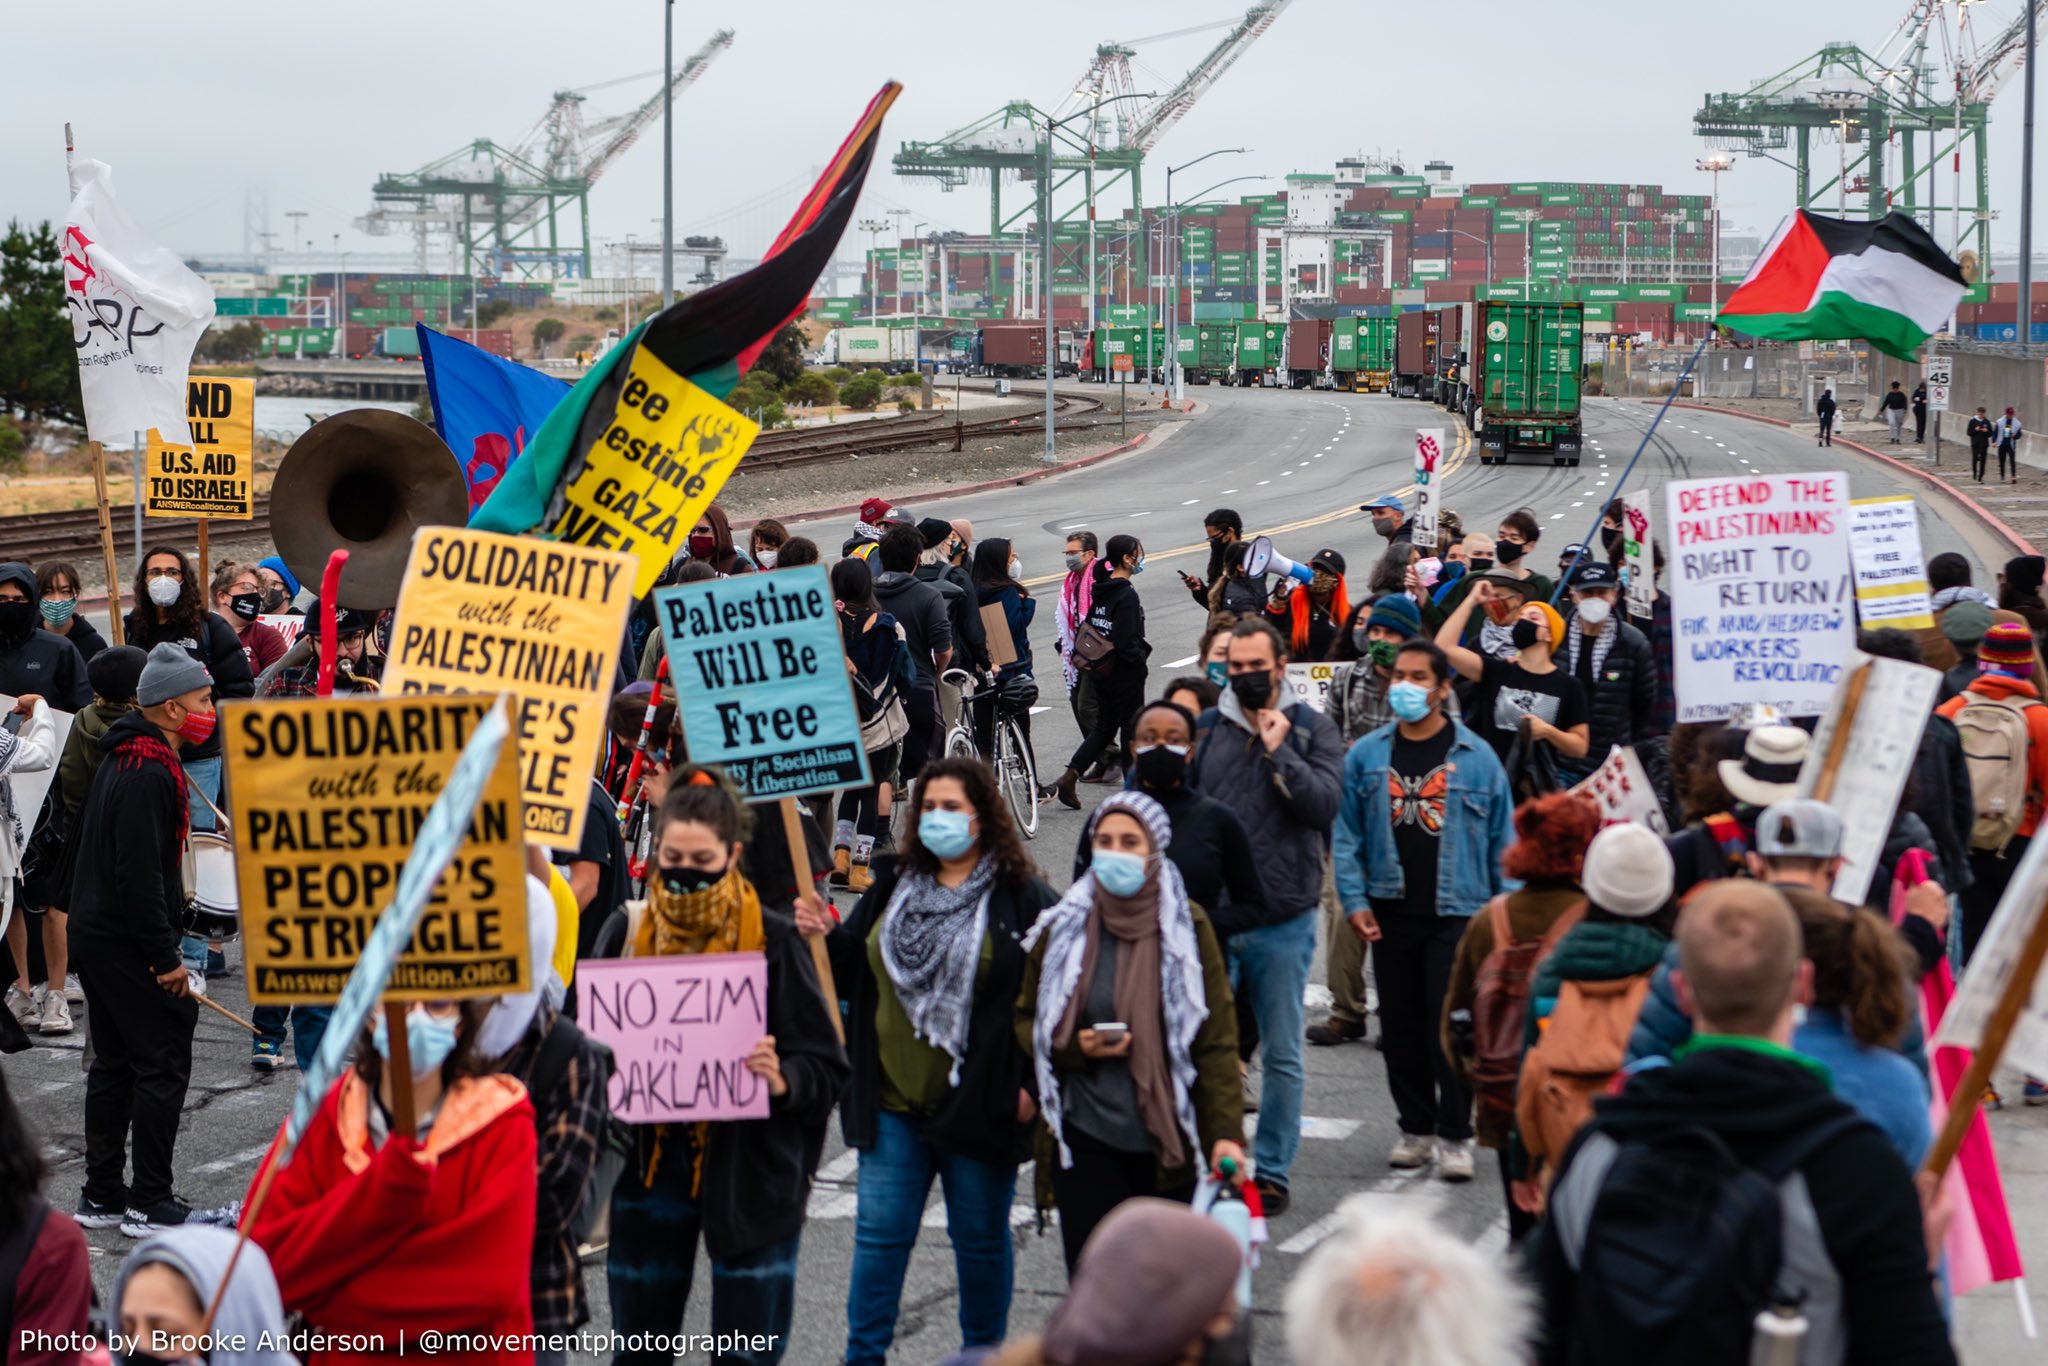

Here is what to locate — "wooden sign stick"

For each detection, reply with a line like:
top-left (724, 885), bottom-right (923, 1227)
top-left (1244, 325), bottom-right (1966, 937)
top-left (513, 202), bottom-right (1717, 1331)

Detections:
top-left (197, 516), bottom-right (209, 582)
top-left (383, 1000), bottom-right (418, 1139)
top-left (1809, 660), bottom-right (1871, 806)
top-left (195, 992), bottom-right (260, 1036)
top-left (1922, 900), bottom-right (2048, 1180)
top-left (779, 797), bottom-right (845, 1046)
top-left (90, 443), bottom-right (122, 646)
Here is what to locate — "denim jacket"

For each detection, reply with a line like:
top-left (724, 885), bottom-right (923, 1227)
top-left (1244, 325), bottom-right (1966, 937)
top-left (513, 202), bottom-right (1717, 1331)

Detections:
top-left (1332, 719), bottom-right (1517, 917)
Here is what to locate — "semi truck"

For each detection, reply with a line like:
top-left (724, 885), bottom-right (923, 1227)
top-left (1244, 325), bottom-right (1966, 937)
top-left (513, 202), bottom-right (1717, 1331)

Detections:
top-left (1470, 300), bottom-right (1584, 467)
top-left (1431, 303), bottom-right (1471, 413)
top-left (829, 325), bottom-right (914, 370)
top-left (1392, 309), bottom-right (1439, 399)
top-left (1232, 321), bottom-right (1282, 386)
top-left (1285, 319), bottom-right (1331, 388)
top-left (1336, 315), bottom-right (1395, 392)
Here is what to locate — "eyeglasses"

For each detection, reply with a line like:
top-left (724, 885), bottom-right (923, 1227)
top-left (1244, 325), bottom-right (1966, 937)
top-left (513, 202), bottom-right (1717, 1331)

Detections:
top-left (145, 567), bottom-right (182, 581)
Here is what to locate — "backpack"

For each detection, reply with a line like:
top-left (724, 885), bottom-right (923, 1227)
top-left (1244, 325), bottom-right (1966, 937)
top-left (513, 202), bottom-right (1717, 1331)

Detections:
top-left (1954, 694), bottom-right (2039, 852)
top-left (846, 614), bottom-right (910, 752)
top-left (1550, 1111), bottom-right (1864, 1366)
top-left (1468, 895), bottom-right (1581, 1131)
top-left (1072, 618), bottom-right (1118, 675)
top-left (528, 1014), bottom-right (628, 1248)
top-left (1515, 972), bottom-right (1653, 1198)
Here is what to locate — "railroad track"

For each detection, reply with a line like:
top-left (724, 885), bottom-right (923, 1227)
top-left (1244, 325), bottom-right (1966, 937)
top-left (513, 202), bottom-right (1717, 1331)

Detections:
top-left (0, 386), bottom-right (1114, 562)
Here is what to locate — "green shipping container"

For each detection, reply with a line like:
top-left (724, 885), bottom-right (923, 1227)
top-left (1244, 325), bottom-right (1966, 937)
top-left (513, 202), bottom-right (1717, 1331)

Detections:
top-left (1579, 302), bottom-right (1615, 322)
top-left (379, 326), bottom-right (422, 358)
top-left (1192, 303), bottom-right (1252, 323)
top-left (1474, 300), bottom-right (1584, 456)
top-left (1235, 321), bottom-right (1270, 369)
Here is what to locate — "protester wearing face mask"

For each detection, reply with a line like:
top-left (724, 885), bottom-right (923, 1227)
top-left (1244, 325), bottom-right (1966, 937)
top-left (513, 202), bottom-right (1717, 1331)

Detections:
top-left (0, 562), bottom-right (90, 712)
top-left (1360, 493), bottom-right (1412, 546)
top-left (684, 503), bottom-right (754, 575)
top-left (608, 772), bottom-right (847, 1365)
top-left (68, 645), bottom-right (223, 1237)
top-left (795, 757), bottom-right (1056, 1366)
top-left (1198, 617), bottom-right (1237, 692)
top-left (1555, 563), bottom-right (1658, 783)
top-left (245, 990), bottom-right (536, 1366)
top-left (1179, 508), bottom-right (1243, 607)
top-left (113, 1225), bottom-right (294, 1366)
top-left (209, 560), bottom-right (289, 676)
top-left (1266, 548), bottom-right (1350, 662)
top-left (831, 558), bottom-right (912, 895)
top-left (750, 517), bottom-right (789, 571)
top-left (1056, 532), bottom-right (1100, 746)
top-left (917, 518), bottom-right (990, 679)
top-left (1160, 675), bottom-right (1220, 717)
top-left (1437, 579), bottom-right (1590, 769)
top-left (1045, 535), bottom-right (1151, 811)
top-left (254, 556), bottom-right (302, 615)
top-left (34, 559), bottom-right (107, 667)
top-left (1020, 790), bottom-right (1245, 1270)
top-left (970, 537), bottom-right (1037, 760)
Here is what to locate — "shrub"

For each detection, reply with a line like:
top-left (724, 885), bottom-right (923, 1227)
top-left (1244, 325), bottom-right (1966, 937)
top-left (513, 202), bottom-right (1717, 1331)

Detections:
top-left (841, 373), bottom-right (884, 411)
top-left (885, 372), bottom-right (923, 389)
top-left (786, 373), bottom-right (837, 407)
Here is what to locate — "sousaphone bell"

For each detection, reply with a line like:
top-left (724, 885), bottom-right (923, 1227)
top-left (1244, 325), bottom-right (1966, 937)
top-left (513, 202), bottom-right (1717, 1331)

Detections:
top-left (271, 409), bottom-right (469, 609)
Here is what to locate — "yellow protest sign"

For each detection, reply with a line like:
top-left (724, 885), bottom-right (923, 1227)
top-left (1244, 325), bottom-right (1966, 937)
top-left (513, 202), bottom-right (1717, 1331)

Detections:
top-left (145, 377), bottom-right (255, 519)
top-left (221, 694), bottom-right (529, 1005)
top-left (552, 346), bottom-right (761, 597)
top-left (382, 527), bottom-right (633, 850)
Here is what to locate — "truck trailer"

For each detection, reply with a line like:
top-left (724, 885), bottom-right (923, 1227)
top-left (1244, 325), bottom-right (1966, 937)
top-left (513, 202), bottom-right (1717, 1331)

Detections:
top-left (1286, 319), bottom-right (1332, 388)
top-left (1392, 310), bottom-right (1439, 399)
top-left (1470, 300), bottom-right (1584, 467)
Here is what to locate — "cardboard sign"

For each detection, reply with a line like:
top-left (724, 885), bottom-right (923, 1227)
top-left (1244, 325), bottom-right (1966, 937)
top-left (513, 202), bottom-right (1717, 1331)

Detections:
top-left (1666, 472), bottom-right (1853, 723)
top-left (1934, 826), bottom-right (2048, 1077)
top-left (577, 953), bottom-right (772, 1123)
top-left (1411, 429), bottom-right (1443, 551)
top-left (1621, 487), bottom-right (1655, 622)
top-left (1848, 496), bottom-right (1936, 630)
top-left (1283, 662), bottom-right (1338, 713)
top-left (144, 377), bottom-right (255, 519)
top-left (655, 565), bottom-right (868, 800)
top-left (1570, 745), bottom-right (1668, 835)
top-left (0, 696), bottom-right (73, 835)
top-left (981, 602), bottom-right (1019, 669)
top-left (553, 347), bottom-right (762, 597)
top-left (1795, 653), bottom-right (1939, 906)
top-left (259, 614), bottom-right (304, 650)
top-left (383, 528), bottom-right (633, 851)
top-left (220, 694), bottom-right (529, 1005)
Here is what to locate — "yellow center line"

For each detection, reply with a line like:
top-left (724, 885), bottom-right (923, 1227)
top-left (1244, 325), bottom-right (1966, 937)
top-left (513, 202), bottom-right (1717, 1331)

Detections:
top-left (1020, 422), bottom-right (1475, 589)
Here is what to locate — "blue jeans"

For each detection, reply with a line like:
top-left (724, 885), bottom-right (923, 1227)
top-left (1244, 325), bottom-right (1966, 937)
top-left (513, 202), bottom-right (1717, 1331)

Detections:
top-left (1228, 909), bottom-right (1317, 1188)
top-left (250, 1005), bottom-right (333, 1067)
top-left (179, 755), bottom-right (224, 975)
top-left (608, 1148), bottom-right (800, 1366)
top-left (845, 1109), bottom-right (1017, 1365)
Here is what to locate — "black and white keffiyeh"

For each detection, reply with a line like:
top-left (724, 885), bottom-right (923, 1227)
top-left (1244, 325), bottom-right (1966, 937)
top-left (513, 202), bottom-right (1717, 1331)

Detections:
top-left (878, 856), bottom-right (998, 1083)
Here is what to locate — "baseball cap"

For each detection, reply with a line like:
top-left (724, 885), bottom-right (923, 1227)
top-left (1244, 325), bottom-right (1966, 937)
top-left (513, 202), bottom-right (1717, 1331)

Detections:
top-left (1571, 562), bottom-right (1620, 591)
top-left (1940, 600), bottom-right (1995, 646)
top-left (1359, 494), bottom-right (1405, 513)
top-left (1309, 548), bottom-right (1347, 576)
top-left (1755, 799), bottom-right (1845, 860)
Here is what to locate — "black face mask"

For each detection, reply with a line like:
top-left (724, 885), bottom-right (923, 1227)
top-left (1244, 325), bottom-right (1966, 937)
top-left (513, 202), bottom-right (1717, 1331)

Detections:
top-left (1600, 526), bottom-right (1622, 551)
top-left (1495, 540), bottom-right (1526, 565)
top-left (1511, 619), bottom-right (1542, 650)
top-left (1133, 744), bottom-right (1188, 791)
top-left (1469, 557), bottom-right (1494, 575)
top-left (658, 863), bottom-right (727, 896)
top-left (1228, 670), bottom-right (1274, 710)
top-left (228, 591), bottom-right (263, 622)
top-left (0, 601), bottom-right (33, 638)
top-left (261, 586), bottom-right (288, 613)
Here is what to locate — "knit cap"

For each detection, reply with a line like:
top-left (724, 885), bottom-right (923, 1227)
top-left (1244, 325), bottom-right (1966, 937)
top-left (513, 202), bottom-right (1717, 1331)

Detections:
top-left (1979, 621), bottom-right (2035, 676)
top-left (88, 645), bottom-right (148, 705)
top-left (1367, 594), bottom-right (1422, 637)
top-left (137, 643), bottom-right (212, 707)
top-left (1581, 824), bottom-right (1674, 919)
top-left (1526, 601), bottom-right (1567, 651)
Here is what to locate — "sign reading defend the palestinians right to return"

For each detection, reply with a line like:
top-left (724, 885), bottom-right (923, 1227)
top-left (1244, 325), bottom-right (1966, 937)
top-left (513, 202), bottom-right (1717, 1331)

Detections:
top-left (1665, 471), bottom-right (1854, 723)
top-left (655, 564), bottom-right (868, 801)
top-left (221, 694), bottom-right (528, 1006)
top-left (144, 377), bottom-right (255, 519)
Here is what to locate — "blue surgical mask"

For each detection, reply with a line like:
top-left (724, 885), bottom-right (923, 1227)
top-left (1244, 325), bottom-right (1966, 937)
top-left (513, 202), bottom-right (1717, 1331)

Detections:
top-left (1387, 680), bottom-right (1434, 723)
top-left (1131, 556), bottom-right (1146, 575)
top-left (372, 1006), bottom-right (461, 1082)
top-left (1092, 848), bottom-right (1150, 897)
top-left (919, 809), bottom-right (977, 860)
top-left (1206, 660), bottom-right (1228, 687)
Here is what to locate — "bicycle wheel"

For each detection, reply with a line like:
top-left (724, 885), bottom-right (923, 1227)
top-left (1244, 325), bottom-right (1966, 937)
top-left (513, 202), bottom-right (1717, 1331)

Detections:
top-left (944, 725), bottom-right (978, 761)
top-left (999, 714), bottom-right (1040, 839)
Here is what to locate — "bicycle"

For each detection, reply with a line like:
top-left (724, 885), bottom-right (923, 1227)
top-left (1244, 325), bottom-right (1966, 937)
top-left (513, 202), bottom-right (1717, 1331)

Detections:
top-left (939, 667), bottom-right (1041, 839)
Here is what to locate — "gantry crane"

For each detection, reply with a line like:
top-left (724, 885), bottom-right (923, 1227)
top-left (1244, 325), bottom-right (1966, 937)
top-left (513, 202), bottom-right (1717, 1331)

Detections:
top-left (358, 29), bottom-right (735, 280)
top-left (1694, 1), bottom-right (2044, 271)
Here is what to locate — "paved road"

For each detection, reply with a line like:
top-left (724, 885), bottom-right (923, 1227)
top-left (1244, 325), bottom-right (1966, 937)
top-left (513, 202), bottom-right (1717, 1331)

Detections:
top-left (11, 383), bottom-right (2041, 1361)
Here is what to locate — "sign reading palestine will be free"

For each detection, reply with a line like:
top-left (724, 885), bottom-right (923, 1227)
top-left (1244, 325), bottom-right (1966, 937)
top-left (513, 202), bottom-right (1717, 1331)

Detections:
top-left (383, 528), bottom-right (633, 850)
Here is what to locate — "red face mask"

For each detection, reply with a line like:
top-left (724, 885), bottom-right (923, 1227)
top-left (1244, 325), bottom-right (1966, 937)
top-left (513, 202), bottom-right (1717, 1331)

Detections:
top-left (688, 534), bottom-right (716, 558)
top-left (175, 706), bottom-right (217, 746)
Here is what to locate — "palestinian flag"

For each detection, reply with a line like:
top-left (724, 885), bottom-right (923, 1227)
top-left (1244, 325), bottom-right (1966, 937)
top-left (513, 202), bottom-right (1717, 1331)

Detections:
top-left (1716, 210), bottom-right (1966, 361)
top-left (472, 81), bottom-right (901, 541)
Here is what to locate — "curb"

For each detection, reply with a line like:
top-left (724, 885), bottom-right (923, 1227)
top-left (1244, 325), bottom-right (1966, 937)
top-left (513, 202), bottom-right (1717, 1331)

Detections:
top-left (1649, 400), bottom-right (2040, 557)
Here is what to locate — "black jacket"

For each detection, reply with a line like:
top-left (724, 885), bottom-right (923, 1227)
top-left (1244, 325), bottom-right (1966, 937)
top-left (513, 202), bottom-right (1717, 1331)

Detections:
top-left (1968, 416), bottom-right (1995, 451)
top-left (1816, 394), bottom-right (1837, 421)
top-left (65, 711), bottom-right (187, 975)
top-left (1069, 783), bottom-right (1269, 936)
top-left (122, 609), bottom-right (255, 761)
top-left (0, 627), bottom-right (90, 711)
top-left (1084, 576), bottom-right (1150, 691)
top-left (1560, 619), bottom-right (1658, 771)
top-left (1533, 1046), bottom-right (1954, 1366)
top-left (916, 562), bottom-right (987, 673)
top-left (1909, 714), bottom-right (1975, 895)
top-left (825, 857), bottom-right (1057, 1167)
top-left (873, 572), bottom-right (952, 687)
top-left (1882, 388), bottom-right (1909, 411)
top-left (50, 617), bottom-right (107, 669)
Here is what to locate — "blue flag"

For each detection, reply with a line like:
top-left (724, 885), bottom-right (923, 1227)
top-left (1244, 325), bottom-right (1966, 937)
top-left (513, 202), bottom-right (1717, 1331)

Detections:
top-left (416, 324), bottom-right (572, 518)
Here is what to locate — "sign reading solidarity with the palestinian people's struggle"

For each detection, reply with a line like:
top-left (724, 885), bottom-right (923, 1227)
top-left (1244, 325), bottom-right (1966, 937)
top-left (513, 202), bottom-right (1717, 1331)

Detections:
top-left (656, 565), bottom-right (868, 800)
top-left (382, 528), bottom-right (632, 851)
top-left (221, 694), bottom-right (528, 1005)
top-left (1665, 471), bottom-right (1853, 722)
top-left (578, 954), bottom-right (773, 1122)
top-left (145, 377), bottom-right (254, 519)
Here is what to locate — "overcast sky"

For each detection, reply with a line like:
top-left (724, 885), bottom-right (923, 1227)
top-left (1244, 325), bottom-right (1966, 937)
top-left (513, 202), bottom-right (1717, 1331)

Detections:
top-left (5, 0), bottom-right (2043, 274)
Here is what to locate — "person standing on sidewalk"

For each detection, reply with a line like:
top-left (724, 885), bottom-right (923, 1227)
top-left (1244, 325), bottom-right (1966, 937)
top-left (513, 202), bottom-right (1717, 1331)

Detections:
top-left (1816, 388), bottom-right (1837, 447)
top-left (1911, 381), bottom-right (1928, 443)
top-left (1996, 406), bottom-right (2025, 483)
top-left (1334, 639), bottom-right (1516, 1185)
top-left (1882, 380), bottom-right (1909, 444)
top-left (1188, 618), bottom-right (1345, 1214)
top-left (1968, 406), bottom-right (1996, 483)
top-left (67, 644), bottom-right (218, 1237)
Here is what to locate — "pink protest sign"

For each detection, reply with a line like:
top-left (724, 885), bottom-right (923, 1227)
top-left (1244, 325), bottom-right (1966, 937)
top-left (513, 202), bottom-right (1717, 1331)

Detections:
top-left (576, 951), bottom-right (772, 1123)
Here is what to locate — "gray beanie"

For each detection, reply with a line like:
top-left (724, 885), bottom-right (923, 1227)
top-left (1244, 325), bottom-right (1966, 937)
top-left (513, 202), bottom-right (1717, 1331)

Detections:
top-left (137, 643), bottom-right (212, 707)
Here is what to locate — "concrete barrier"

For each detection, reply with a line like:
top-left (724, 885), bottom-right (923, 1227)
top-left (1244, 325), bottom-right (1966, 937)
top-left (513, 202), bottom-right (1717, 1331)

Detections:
top-left (1870, 347), bottom-right (2048, 470)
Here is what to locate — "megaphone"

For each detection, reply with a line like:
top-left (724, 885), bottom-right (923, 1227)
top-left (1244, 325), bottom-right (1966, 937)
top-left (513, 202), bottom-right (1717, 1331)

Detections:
top-left (1243, 536), bottom-right (1314, 586)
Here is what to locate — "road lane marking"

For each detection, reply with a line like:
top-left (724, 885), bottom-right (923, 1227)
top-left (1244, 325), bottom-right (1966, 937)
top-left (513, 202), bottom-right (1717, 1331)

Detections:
top-left (194, 1144), bottom-right (275, 1175)
top-left (1276, 1168), bottom-right (1431, 1255)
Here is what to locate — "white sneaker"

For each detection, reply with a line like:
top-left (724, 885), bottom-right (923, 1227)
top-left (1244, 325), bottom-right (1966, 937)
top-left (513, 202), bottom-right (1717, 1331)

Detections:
top-left (4, 985), bottom-right (35, 1026)
top-left (38, 992), bottom-right (71, 1035)
top-left (1436, 1138), bottom-right (1476, 1182)
top-left (1389, 1133), bottom-right (1434, 1168)
top-left (63, 974), bottom-right (82, 1004)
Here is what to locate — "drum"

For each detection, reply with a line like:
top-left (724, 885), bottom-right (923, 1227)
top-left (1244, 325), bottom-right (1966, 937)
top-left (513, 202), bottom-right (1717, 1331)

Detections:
top-left (181, 833), bottom-right (240, 941)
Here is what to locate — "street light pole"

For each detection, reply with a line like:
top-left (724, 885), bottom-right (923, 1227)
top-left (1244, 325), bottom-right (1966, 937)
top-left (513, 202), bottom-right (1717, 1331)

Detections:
top-left (1162, 147), bottom-right (1249, 405)
top-left (661, 0), bottom-right (675, 307)
top-left (624, 234), bottom-right (638, 335)
top-left (2022, 0), bottom-right (2038, 351)
top-left (1697, 155), bottom-right (1733, 344)
top-left (912, 221), bottom-right (928, 373)
top-left (858, 218), bottom-right (887, 324)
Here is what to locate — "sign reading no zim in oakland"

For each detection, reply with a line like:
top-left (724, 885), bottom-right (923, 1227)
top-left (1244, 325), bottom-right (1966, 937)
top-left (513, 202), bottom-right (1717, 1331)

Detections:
top-left (656, 564), bottom-right (869, 800)
top-left (221, 694), bottom-right (529, 1005)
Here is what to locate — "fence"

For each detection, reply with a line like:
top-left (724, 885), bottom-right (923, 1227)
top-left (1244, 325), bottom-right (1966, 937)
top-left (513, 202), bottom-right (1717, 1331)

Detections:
top-left (1590, 343), bottom-right (1872, 410)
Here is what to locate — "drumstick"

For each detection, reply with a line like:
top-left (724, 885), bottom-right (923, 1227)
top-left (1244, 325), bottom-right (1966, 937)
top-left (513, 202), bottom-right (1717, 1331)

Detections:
top-left (195, 993), bottom-right (261, 1036)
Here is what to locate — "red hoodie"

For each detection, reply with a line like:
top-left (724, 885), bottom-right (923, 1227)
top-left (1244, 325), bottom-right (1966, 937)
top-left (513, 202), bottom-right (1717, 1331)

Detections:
top-left (1937, 671), bottom-right (2048, 838)
top-left (247, 1072), bottom-right (536, 1366)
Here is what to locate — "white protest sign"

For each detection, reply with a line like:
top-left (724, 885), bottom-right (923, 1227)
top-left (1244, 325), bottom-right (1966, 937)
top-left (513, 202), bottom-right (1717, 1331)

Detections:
top-left (0, 696), bottom-right (73, 833)
top-left (1794, 653), bottom-right (1939, 905)
top-left (1933, 826), bottom-right (2048, 1078)
top-left (259, 614), bottom-right (304, 650)
top-left (1283, 662), bottom-right (1337, 713)
top-left (1847, 495), bottom-right (1935, 630)
top-left (1621, 487), bottom-right (1654, 621)
top-left (1411, 429), bottom-right (1443, 551)
top-left (1569, 745), bottom-right (1668, 835)
top-left (1666, 471), bottom-right (1854, 723)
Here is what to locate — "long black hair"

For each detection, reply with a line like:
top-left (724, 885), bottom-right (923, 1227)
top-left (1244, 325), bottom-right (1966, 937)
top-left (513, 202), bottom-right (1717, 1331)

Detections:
top-left (831, 556), bottom-right (879, 615)
top-left (0, 1068), bottom-right (47, 1228)
top-left (972, 537), bottom-right (1021, 597)
top-left (1095, 533), bottom-right (1142, 583)
top-left (131, 544), bottom-right (205, 641)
